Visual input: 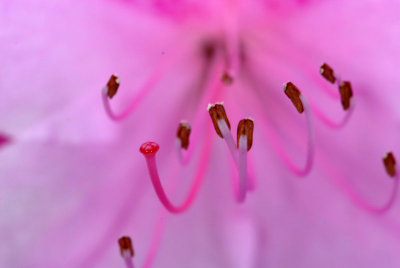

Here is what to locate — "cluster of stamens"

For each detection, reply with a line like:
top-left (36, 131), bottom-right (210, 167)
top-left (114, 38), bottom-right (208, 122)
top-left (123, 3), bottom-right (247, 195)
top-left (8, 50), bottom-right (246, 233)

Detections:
top-left (320, 63), bottom-right (353, 110)
top-left (208, 103), bottom-right (254, 201)
top-left (100, 42), bottom-right (398, 268)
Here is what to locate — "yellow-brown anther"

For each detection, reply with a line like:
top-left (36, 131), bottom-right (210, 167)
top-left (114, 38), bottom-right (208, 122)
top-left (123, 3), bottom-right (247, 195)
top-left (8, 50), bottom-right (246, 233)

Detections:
top-left (284, 82), bottom-right (304, 114)
top-left (237, 118), bottom-right (254, 151)
top-left (176, 121), bottom-right (191, 150)
top-left (221, 72), bottom-right (233, 85)
top-left (106, 74), bottom-right (120, 99)
top-left (320, 63), bottom-right (336, 84)
top-left (118, 236), bottom-right (134, 257)
top-left (338, 81), bottom-right (353, 110)
top-left (383, 152), bottom-right (396, 178)
top-left (208, 103), bottom-right (231, 138)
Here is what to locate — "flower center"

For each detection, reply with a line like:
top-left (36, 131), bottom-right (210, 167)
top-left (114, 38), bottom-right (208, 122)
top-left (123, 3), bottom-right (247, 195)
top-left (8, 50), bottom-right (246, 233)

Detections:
top-left (99, 33), bottom-right (398, 268)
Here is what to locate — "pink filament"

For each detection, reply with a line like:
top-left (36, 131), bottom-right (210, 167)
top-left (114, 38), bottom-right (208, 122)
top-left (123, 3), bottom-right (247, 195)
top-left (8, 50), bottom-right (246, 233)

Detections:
top-left (218, 120), bottom-right (239, 164)
top-left (320, 154), bottom-right (399, 214)
top-left (311, 99), bottom-right (355, 129)
top-left (218, 119), bottom-right (248, 202)
top-left (143, 128), bottom-right (214, 214)
top-left (102, 49), bottom-right (183, 121)
top-left (238, 135), bottom-right (249, 201)
top-left (246, 89), bottom-right (315, 177)
top-left (124, 257), bottom-right (135, 268)
top-left (141, 211), bottom-right (168, 268)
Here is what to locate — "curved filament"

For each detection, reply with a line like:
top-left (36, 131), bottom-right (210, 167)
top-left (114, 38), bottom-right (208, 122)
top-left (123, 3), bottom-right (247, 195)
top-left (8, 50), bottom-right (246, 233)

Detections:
top-left (245, 89), bottom-right (315, 177)
top-left (123, 258), bottom-right (135, 268)
top-left (311, 99), bottom-right (355, 129)
top-left (320, 155), bottom-right (399, 214)
top-left (141, 210), bottom-right (168, 268)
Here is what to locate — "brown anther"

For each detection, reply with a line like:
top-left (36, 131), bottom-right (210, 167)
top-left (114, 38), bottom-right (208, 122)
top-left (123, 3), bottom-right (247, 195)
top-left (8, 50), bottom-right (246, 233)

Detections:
top-left (383, 152), bottom-right (396, 178)
top-left (202, 41), bottom-right (216, 60)
top-left (118, 236), bottom-right (134, 257)
top-left (338, 81), bottom-right (353, 110)
top-left (208, 103), bottom-right (231, 138)
top-left (176, 121), bottom-right (191, 150)
top-left (237, 118), bottom-right (254, 151)
top-left (320, 63), bottom-right (336, 84)
top-left (106, 74), bottom-right (120, 99)
top-left (221, 72), bottom-right (233, 85)
top-left (284, 82), bottom-right (304, 114)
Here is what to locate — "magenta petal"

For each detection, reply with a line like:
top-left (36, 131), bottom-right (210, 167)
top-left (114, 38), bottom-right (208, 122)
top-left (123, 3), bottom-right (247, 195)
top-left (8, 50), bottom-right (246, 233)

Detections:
top-left (2, 0), bottom-right (400, 267)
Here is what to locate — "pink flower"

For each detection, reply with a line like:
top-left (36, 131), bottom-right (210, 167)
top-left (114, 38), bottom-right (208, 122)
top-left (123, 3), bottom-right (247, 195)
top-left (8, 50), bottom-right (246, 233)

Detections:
top-left (2, 0), bottom-right (400, 267)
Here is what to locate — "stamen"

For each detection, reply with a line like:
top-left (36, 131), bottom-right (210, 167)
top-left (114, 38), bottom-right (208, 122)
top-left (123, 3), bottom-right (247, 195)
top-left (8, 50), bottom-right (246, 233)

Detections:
top-left (320, 63), bottom-right (336, 84)
top-left (242, 81), bottom-right (314, 177)
top-left (139, 127), bottom-right (214, 214)
top-left (320, 152), bottom-right (399, 214)
top-left (105, 74), bottom-right (120, 99)
top-left (208, 103), bottom-right (231, 138)
top-left (310, 78), bottom-right (355, 128)
top-left (237, 119), bottom-right (254, 151)
top-left (316, 63), bottom-right (355, 126)
top-left (338, 81), bottom-right (353, 111)
top-left (284, 82), bottom-right (304, 114)
top-left (118, 236), bottom-right (135, 268)
top-left (118, 236), bottom-right (134, 258)
top-left (221, 72), bottom-right (234, 85)
top-left (176, 121), bottom-right (191, 150)
top-left (281, 83), bottom-right (315, 176)
top-left (101, 46), bottom-right (183, 121)
top-left (383, 152), bottom-right (396, 177)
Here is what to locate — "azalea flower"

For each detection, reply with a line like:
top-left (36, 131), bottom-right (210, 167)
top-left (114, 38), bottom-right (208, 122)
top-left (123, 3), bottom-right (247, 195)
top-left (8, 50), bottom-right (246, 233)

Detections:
top-left (2, 0), bottom-right (400, 267)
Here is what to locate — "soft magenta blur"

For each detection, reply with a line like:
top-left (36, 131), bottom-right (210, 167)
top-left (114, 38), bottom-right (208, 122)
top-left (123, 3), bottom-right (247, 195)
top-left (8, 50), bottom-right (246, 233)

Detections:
top-left (1, 0), bottom-right (400, 267)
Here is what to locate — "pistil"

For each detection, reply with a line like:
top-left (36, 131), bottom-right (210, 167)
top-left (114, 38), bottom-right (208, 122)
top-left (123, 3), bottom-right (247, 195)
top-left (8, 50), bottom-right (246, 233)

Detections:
top-left (140, 124), bottom-right (214, 213)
